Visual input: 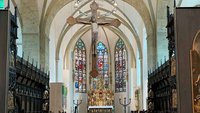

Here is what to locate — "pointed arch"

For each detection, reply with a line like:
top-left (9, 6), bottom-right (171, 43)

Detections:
top-left (73, 39), bottom-right (87, 93)
top-left (94, 42), bottom-right (109, 89)
top-left (115, 38), bottom-right (128, 92)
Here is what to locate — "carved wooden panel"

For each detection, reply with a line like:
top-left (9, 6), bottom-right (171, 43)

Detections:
top-left (172, 89), bottom-right (177, 109)
top-left (191, 38), bottom-right (200, 113)
top-left (171, 57), bottom-right (176, 76)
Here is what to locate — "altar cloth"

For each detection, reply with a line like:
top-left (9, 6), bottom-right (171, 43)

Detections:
top-left (88, 106), bottom-right (113, 110)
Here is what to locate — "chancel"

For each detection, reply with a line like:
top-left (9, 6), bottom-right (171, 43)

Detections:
top-left (0, 0), bottom-right (200, 113)
top-left (67, 1), bottom-right (120, 112)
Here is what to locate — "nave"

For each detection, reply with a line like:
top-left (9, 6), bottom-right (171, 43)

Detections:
top-left (0, 0), bottom-right (200, 113)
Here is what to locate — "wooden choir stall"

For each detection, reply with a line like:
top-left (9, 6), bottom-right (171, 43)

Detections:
top-left (0, 9), bottom-right (50, 113)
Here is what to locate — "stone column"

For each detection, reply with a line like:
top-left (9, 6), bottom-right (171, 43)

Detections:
top-left (139, 57), bottom-right (143, 110)
top-left (45, 36), bottom-right (50, 69)
top-left (147, 34), bottom-right (157, 70)
top-left (40, 33), bottom-right (49, 69)
top-left (19, 0), bottom-right (41, 65)
top-left (56, 59), bottom-right (59, 82)
top-left (145, 34), bottom-right (156, 110)
top-left (22, 33), bottom-right (40, 63)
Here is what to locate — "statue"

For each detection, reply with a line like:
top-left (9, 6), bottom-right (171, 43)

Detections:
top-left (194, 96), bottom-right (200, 112)
top-left (191, 50), bottom-right (200, 112)
top-left (8, 91), bottom-right (14, 110)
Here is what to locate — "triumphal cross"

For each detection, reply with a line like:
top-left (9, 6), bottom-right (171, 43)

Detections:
top-left (67, 0), bottom-right (121, 78)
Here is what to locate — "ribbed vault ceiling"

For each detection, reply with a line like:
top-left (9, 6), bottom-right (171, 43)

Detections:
top-left (43, 0), bottom-right (154, 61)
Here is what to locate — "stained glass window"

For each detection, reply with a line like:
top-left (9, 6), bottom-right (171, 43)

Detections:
top-left (74, 39), bottom-right (86, 93)
top-left (94, 42), bottom-right (109, 89)
top-left (115, 39), bottom-right (127, 92)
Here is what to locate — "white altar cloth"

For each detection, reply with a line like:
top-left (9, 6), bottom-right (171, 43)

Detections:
top-left (88, 106), bottom-right (113, 110)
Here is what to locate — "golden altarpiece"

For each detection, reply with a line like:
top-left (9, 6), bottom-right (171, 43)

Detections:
top-left (87, 78), bottom-right (114, 113)
top-left (88, 79), bottom-right (114, 106)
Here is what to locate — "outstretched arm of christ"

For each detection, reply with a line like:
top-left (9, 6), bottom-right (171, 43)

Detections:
top-left (67, 16), bottom-right (121, 28)
top-left (67, 16), bottom-right (91, 25)
top-left (96, 18), bottom-right (121, 27)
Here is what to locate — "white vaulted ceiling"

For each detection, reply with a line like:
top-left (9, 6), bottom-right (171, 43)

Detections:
top-left (14, 0), bottom-right (157, 61)
top-left (44, 0), bottom-right (153, 60)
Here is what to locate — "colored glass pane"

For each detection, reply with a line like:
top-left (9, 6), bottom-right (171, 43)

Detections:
top-left (74, 39), bottom-right (86, 93)
top-left (95, 42), bottom-right (109, 89)
top-left (115, 39), bottom-right (127, 92)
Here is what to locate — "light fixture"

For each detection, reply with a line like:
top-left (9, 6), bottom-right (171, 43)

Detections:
top-left (74, 0), bottom-right (118, 17)
top-left (114, 2), bottom-right (118, 6)
top-left (75, 2), bottom-right (79, 7)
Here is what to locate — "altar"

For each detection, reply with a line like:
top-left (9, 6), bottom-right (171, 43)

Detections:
top-left (88, 106), bottom-right (113, 113)
top-left (87, 79), bottom-right (114, 113)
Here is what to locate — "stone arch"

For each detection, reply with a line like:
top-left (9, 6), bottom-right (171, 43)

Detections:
top-left (46, 0), bottom-right (153, 110)
top-left (63, 24), bottom-right (138, 112)
top-left (43, 0), bottom-right (153, 38)
top-left (56, 14), bottom-right (138, 65)
top-left (54, 5), bottom-right (143, 61)
top-left (43, 0), bottom-right (155, 67)
top-left (63, 26), bottom-right (136, 69)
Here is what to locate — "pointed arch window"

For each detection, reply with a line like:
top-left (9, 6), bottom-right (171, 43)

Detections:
top-left (96, 42), bottom-right (109, 89)
top-left (115, 39), bottom-right (128, 92)
top-left (74, 39), bottom-right (86, 93)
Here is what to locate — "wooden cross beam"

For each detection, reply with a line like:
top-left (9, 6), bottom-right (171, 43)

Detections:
top-left (67, 1), bottom-right (121, 78)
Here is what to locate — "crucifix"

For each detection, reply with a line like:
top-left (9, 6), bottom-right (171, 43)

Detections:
top-left (67, 0), bottom-right (121, 78)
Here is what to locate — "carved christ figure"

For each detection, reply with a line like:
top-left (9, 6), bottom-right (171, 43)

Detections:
top-left (67, 1), bottom-right (121, 78)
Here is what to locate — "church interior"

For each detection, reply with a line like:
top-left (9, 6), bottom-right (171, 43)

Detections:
top-left (0, 0), bottom-right (200, 113)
